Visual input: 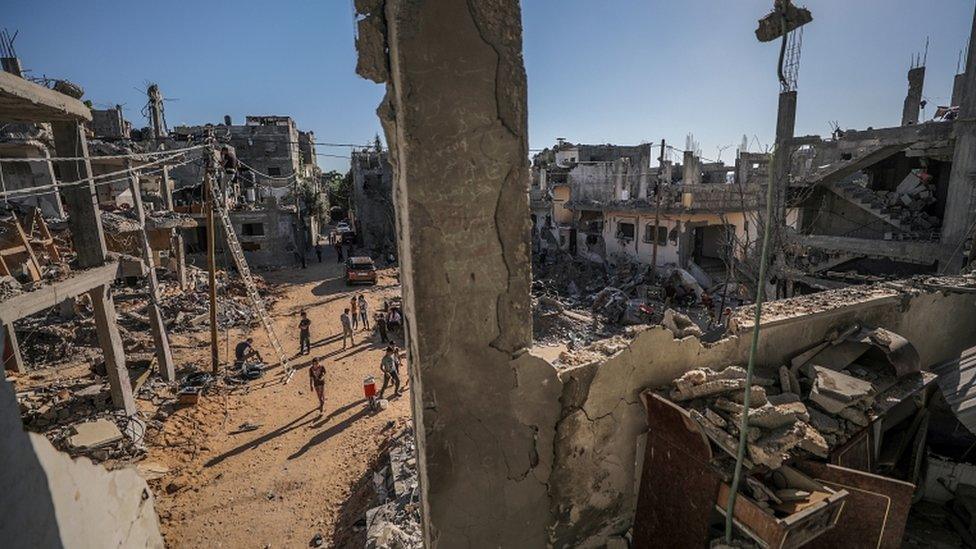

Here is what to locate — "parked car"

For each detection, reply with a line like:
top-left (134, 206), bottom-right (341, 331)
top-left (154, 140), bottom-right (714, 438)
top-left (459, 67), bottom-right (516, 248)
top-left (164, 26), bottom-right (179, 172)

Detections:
top-left (336, 221), bottom-right (353, 234)
top-left (345, 256), bottom-right (378, 285)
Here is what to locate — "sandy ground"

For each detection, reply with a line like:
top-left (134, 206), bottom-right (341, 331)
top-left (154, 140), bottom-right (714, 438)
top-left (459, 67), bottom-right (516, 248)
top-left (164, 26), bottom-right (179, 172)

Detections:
top-left (148, 251), bottom-right (409, 548)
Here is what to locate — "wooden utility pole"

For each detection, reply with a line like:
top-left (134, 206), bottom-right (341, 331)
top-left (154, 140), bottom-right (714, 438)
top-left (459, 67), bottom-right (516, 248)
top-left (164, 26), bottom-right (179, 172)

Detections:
top-left (650, 139), bottom-right (665, 277)
top-left (204, 134), bottom-right (219, 373)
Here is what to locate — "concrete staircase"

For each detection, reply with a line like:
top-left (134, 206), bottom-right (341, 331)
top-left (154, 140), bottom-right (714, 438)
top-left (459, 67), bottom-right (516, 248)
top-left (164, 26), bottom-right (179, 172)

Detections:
top-left (826, 180), bottom-right (910, 232)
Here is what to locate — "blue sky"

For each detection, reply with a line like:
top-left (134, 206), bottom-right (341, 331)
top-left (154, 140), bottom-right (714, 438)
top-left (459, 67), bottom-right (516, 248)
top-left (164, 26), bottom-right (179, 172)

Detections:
top-left (5, 1), bottom-right (974, 172)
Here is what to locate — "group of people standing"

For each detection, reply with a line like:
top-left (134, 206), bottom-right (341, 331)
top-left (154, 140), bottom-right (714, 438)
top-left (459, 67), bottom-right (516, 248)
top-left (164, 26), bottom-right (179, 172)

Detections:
top-left (303, 292), bottom-right (405, 414)
top-left (340, 294), bottom-right (371, 348)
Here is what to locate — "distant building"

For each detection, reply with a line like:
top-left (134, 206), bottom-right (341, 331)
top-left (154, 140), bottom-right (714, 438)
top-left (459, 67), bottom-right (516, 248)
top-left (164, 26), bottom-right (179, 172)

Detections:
top-left (531, 138), bottom-right (790, 286)
top-left (349, 148), bottom-right (396, 254)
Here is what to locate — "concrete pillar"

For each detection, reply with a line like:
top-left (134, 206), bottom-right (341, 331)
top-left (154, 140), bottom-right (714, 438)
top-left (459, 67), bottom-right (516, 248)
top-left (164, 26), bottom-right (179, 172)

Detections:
top-left (613, 158), bottom-right (626, 200)
top-left (952, 72), bottom-right (966, 106)
top-left (355, 1), bottom-right (560, 546)
top-left (160, 165), bottom-right (174, 211)
top-left (942, 6), bottom-right (976, 272)
top-left (171, 231), bottom-right (187, 290)
top-left (901, 66), bottom-right (925, 126)
top-left (2, 323), bottom-right (24, 373)
top-left (51, 121), bottom-right (108, 269)
top-left (772, 90), bottom-right (797, 221)
top-left (88, 284), bottom-right (135, 415)
top-left (126, 167), bottom-right (175, 381)
top-left (683, 150), bottom-right (701, 185)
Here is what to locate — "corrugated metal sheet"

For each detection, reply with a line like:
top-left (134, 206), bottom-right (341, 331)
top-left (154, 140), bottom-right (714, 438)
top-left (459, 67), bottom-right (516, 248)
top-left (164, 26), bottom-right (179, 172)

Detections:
top-left (934, 345), bottom-right (976, 433)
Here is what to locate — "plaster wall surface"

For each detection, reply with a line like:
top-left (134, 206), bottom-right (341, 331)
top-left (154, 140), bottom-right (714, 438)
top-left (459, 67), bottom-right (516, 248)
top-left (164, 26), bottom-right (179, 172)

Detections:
top-left (0, 375), bottom-right (163, 549)
top-left (356, 0), bottom-right (561, 546)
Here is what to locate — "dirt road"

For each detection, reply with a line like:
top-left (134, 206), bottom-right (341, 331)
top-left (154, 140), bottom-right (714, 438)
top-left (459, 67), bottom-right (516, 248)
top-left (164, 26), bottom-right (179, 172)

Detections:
top-left (151, 251), bottom-right (409, 548)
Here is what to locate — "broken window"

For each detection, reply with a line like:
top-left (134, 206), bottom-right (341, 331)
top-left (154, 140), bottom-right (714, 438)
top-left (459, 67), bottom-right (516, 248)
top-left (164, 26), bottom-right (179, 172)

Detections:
top-left (242, 223), bottom-right (265, 236)
top-left (266, 167), bottom-right (282, 176)
top-left (616, 221), bottom-right (635, 240)
top-left (643, 224), bottom-right (667, 245)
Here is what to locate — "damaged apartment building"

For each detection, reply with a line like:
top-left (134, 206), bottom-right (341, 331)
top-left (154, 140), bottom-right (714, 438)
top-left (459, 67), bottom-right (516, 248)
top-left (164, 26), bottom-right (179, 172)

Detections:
top-left (166, 114), bottom-right (323, 268)
top-left (779, 43), bottom-right (976, 289)
top-left (349, 145), bottom-right (396, 254)
top-left (531, 137), bottom-right (785, 286)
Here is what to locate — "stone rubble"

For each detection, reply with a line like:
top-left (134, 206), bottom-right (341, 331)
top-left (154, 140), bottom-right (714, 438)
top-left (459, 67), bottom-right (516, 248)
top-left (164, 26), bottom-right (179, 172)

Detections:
top-left (365, 427), bottom-right (422, 549)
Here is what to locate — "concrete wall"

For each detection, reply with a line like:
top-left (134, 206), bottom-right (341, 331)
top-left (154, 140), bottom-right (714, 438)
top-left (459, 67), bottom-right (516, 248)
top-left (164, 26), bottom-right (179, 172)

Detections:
top-left (350, 150), bottom-right (396, 253)
top-left (601, 210), bottom-right (756, 267)
top-left (183, 205), bottom-right (301, 268)
top-left (551, 185), bottom-right (573, 225)
top-left (545, 279), bottom-right (976, 546)
top-left (0, 375), bottom-right (163, 548)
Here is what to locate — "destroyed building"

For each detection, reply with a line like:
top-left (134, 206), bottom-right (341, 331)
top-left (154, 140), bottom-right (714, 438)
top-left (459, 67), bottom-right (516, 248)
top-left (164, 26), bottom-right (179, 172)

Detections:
top-left (350, 147), bottom-right (396, 253)
top-left (532, 137), bottom-right (790, 286)
top-left (777, 37), bottom-right (976, 290)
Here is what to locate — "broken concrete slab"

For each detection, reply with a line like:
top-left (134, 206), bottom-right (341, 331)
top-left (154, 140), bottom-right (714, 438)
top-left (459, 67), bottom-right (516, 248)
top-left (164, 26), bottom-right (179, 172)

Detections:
top-left (68, 419), bottom-right (123, 449)
top-left (662, 308), bottom-right (703, 339)
top-left (747, 401), bottom-right (810, 430)
top-left (806, 365), bottom-right (874, 414)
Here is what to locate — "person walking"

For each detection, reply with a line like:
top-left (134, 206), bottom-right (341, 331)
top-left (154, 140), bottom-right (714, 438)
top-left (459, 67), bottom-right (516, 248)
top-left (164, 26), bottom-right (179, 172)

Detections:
top-left (378, 345), bottom-right (401, 399)
top-left (315, 242), bottom-right (323, 263)
top-left (334, 238), bottom-right (344, 263)
top-left (340, 308), bottom-right (355, 348)
top-left (298, 310), bottom-right (312, 355)
top-left (308, 357), bottom-right (326, 413)
top-left (357, 294), bottom-right (370, 330)
top-left (350, 296), bottom-right (360, 330)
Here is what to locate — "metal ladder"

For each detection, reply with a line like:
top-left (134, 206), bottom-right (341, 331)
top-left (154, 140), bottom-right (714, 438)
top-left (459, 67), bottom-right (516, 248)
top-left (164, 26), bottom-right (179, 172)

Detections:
top-left (210, 187), bottom-right (293, 382)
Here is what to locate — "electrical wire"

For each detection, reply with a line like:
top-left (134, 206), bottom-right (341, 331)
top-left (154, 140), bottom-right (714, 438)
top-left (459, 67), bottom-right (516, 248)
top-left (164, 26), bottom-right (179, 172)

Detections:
top-left (0, 144), bottom-right (207, 163)
top-left (0, 154), bottom-right (200, 201)
top-left (237, 159), bottom-right (298, 182)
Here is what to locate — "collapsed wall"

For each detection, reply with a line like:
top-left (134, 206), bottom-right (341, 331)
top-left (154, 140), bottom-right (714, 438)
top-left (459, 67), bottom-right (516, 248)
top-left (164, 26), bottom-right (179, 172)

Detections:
top-left (0, 375), bottom-right (164, 548)
top-left (544, 276), bottom-right (976, 547)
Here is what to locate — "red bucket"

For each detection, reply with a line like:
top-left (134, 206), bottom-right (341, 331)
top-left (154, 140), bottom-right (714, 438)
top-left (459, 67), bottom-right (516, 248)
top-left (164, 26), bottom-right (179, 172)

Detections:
top-left (363, 375), bottom-right (377, 398)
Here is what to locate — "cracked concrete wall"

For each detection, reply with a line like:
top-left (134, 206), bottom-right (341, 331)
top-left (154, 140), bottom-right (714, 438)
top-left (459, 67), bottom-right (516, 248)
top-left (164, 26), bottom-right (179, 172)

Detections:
top-left (0, 375), bottom-right (163, 549)
top-left (355, 0), bottom-right (562, 546)
top-left (548, 281), bottom-right (976, 547)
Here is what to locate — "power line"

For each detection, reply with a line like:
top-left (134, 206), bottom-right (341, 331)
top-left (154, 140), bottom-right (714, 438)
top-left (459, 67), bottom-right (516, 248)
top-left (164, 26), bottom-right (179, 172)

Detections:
top-left (0, 144), bottom-right (207, 163)
top-left (0, 151), bottom-right (202, 200)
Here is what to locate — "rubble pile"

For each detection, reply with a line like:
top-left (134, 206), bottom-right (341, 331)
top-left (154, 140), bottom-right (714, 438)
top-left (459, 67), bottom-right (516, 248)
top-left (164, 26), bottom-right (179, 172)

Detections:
top-left (532, 250), bottom-right (727, 345)
top-left (16, 379), bottom-right (147, 462)
top-left (365, 427), bottom-right (422, 549)
top-left (838, 173), bottom-right (942, 238)
top-left (159, 267), bottom-right (280, 332)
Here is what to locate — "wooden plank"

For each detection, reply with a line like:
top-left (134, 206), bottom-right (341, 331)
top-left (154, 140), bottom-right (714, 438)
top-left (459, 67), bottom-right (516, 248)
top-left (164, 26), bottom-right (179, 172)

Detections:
top-left (796, 461), bottom-right (915, 549)
top-left (88, 283), bottom-right (135, 415)
top-left (633, 392), bottom-right (721, 548)
top-left (0, 260), bottom-right (119, 323)
top-left (0, 70), bottom-right (92, 122)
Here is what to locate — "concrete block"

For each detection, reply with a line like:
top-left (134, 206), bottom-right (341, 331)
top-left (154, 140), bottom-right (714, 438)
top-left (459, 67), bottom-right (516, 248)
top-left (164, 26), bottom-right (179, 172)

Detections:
top-left (69, 419), bottom-right (123, 449)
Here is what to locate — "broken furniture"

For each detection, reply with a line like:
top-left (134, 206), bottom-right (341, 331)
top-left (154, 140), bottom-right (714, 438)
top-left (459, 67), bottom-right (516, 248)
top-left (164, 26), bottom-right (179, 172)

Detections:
top-left (633, 393), bottom-right (847, 548)
top-left (636, 323), bottom-right (936, 547)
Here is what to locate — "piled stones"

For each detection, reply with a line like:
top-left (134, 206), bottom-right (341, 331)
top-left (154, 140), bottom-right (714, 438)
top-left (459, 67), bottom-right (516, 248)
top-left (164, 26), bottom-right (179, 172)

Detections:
top-left (669, 363), bottom-right (882, 471)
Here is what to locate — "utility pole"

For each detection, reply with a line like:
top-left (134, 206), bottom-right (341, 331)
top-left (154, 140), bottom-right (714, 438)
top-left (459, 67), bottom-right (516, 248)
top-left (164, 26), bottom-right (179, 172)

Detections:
top-left (204, 129), bottom-right (219, 373)
top-left (650, 139), bottom-right (665, 277)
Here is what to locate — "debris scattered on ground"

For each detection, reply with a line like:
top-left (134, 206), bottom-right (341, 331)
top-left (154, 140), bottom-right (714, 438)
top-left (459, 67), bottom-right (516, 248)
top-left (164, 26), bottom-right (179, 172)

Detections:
top-left (365, 427), bottom-right (422, 549)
